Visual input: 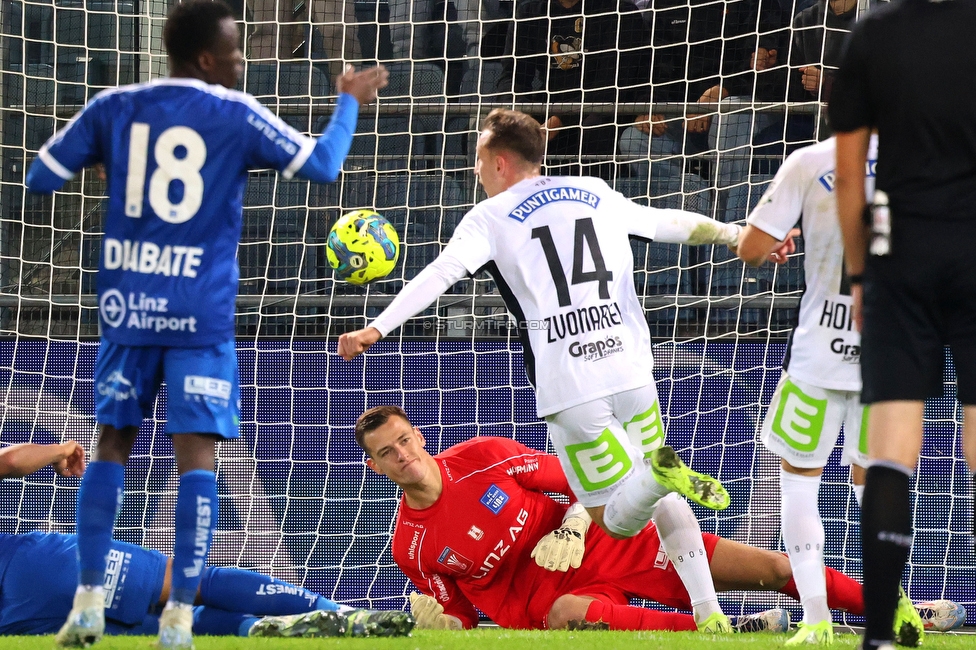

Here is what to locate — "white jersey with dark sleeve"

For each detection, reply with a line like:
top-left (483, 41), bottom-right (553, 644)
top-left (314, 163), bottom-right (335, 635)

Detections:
top-left (747, 135), bottom-right (878, 391)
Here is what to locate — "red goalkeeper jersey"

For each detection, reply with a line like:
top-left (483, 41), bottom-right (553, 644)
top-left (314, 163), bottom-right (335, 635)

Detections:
top-left (390, 436), bottom-right (716, 629)
top-left (391, 436), bottom-right (571, 628)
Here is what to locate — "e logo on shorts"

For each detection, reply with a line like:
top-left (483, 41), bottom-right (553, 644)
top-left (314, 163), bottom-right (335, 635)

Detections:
top-left (624, 402), bottom-right (664, 459)
top-left (858, 405), bottom-right (870, 455)
top-left (566, 428), bottom-right (632, 491)
top-left (772, 380), bottom-right (827, 452)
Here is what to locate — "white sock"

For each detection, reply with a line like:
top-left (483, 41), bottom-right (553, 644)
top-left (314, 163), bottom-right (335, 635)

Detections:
top-left (72, 584), bottom-right (105, 611)
top-left (603, 466), bottom-right (671, 537)
top-left (780, 468), bottom-right (830, 624)
top-left (853, 484), bottom-right (865, 506)
top-left (653, 493), bottom-right (722, 623)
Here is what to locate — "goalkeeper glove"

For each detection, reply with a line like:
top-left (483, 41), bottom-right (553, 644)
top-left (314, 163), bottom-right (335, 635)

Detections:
top-left (530, 502), bottom-right (591, 572)
top-left (409, 592), bottom-right (463, 630)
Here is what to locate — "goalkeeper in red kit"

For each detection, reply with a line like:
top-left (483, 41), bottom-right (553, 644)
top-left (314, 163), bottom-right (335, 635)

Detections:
top-left (356, 405), bottom-right (869, 632)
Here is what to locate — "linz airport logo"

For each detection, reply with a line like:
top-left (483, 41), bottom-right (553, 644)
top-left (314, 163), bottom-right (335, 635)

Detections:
top-left (569, 336), bottom-right (624, 362)
top-left (437, 546), bottom-right (474, 574)
top-left (480, 484), bottom-right (509, 514)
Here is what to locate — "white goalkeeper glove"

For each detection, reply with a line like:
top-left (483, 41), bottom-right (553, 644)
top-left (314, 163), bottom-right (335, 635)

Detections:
top-left (531, 502), bottom-right (591, 572)
top-left (409, 592), bottom-right (463, 630)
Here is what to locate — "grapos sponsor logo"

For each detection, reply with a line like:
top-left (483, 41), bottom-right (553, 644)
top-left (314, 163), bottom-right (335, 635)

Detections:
top-left (568, 336), bottom-right (624, 361)
top-left (830, 338), bottom-right (861, 363)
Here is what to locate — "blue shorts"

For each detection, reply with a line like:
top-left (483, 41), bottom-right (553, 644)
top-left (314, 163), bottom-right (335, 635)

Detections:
top-left (94, 340), bottom-right (241, 438)
top-left (0, 532), bottom-right (168, 634)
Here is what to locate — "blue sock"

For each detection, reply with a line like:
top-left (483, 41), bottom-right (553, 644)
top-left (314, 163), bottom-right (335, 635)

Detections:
top-left (76, 461), bottom-right (125, 587)
top-left (169, 469), bottom-right (218, 605)
top-left (198, 566), bottom-right (339, 615)
top-left (190, 606), bottom-right (258, 637)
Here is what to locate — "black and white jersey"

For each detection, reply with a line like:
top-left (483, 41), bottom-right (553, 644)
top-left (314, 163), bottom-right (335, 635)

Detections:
top-left (747, 135), bottom-right (877, 391)
top-left (444, 176), bottom-right (676, 416)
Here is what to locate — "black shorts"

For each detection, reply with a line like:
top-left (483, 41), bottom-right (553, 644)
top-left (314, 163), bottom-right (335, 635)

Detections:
top-left (861, 215), bottom-right (976, 404)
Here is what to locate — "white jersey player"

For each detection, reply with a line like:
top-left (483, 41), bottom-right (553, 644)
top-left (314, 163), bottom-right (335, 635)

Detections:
top-left (339, 109), bottom-right (795, 553)
top-left (736, 134), bottom-right (880, 645)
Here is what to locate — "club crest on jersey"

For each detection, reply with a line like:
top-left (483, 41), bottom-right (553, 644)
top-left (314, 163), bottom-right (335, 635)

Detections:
top-left (468, 525), bottom-right (484, 540)
top-left (508, 187), bottom-right (600, 222)
top-left (480, 485), bottom-right (510, 514)
top-left (437, 546), bottom-right (473, 573)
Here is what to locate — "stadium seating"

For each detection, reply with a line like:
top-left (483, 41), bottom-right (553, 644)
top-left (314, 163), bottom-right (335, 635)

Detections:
top-left (243, 61), bottom-right (332, 132)
top-left (345, 61), bottom-right (449, 172)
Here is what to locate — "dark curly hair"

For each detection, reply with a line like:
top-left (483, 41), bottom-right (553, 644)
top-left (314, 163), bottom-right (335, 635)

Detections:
top-left (163, 0), bottom-right (235, 68)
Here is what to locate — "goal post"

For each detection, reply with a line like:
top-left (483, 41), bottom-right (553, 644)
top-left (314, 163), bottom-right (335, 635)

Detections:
top-left (0, 0), bottom-right (971, 625)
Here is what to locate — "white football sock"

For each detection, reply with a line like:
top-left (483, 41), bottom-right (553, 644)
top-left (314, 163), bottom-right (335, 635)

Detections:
top-left (780, 468), bottom-right (830, 624)
top-left (603, 466), bottom-right (671, 538)
top-left (653, 493), bottom-right (722, 623)
top-left (853, 483), bottom-right (865, 507)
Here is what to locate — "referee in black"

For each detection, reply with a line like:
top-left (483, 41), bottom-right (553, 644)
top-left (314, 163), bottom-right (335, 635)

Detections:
top-left (829, 0), bottom-right (976, 648)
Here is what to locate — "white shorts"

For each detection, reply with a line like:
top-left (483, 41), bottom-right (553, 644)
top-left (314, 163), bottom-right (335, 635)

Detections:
top-left (545, 382), bottom-right (663, 508)
top-left (761, 373), bottom-right (868, 469)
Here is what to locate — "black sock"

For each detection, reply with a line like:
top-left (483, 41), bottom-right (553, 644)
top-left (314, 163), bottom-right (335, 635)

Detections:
top-left (861, 464), bottom-right (913, 645)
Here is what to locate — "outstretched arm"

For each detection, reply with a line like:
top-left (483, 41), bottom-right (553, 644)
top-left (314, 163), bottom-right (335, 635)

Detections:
top-left (736, 225), bottom-right (800, 267)
top-left (0, 441), bottom-right (86, 479)
top-left (337, 253), bottom-right (469, 360)
top-left (629, 207), bottom-right (742, 249)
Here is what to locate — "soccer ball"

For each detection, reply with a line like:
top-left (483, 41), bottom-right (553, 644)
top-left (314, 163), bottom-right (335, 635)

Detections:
top-left (326, 209), bottom-right (400, 285)
top-left (915, 600), bottom-right (967, 632)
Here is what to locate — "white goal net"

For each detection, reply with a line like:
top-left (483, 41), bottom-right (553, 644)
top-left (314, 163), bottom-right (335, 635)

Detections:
top-left (0, 0), bottom-right (971, 624)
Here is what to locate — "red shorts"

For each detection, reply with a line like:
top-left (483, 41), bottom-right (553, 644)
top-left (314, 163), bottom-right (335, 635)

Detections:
top-left (500, 523), bottom-right (720, 629)
top-left (567, 525), bottom-right (720, 610)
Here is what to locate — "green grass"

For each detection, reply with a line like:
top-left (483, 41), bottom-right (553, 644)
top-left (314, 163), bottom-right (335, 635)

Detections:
top-left (3, 629), bottom-right (972, 650)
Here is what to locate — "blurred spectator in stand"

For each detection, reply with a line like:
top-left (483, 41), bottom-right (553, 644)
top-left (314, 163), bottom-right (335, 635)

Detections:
top-left (496, 0), bottom-right (652, 179)
top-left (389, 0), bottom-right (512, 95)
top-left (248, 0), bottom-right (361, 80)
top-left (618, 0), bottom-right (789, 185)
top-left (788, 0), bottom-right (857, 138)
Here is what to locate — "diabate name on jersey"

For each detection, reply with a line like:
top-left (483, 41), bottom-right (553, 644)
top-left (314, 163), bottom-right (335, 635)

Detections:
top-left (103, 237), bottom-right (205, 278)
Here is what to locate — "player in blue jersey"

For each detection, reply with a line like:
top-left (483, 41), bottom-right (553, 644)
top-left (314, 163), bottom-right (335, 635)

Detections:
top-left (24, 1), bottom-right (388, 647)
top-left (0, 531), bottom-right (413, 639)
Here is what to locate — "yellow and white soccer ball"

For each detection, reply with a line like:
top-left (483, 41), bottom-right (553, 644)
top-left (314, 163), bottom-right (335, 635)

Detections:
top-left (326, 209), bottom-right (400, 285)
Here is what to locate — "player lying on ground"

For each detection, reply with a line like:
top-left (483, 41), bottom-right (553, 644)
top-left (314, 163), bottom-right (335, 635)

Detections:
top-left (356, 405), bottom-right (954, 638)
top-left (339, 108), bottom-right (796, 544)
top-left (0, 531), bottom-right (413, 638)
top-left (0, 441), bottom-right (86, 479)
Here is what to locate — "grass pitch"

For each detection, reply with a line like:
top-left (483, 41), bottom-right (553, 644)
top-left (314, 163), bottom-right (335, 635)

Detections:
top-left (3, 629), bottom-right (973, 650)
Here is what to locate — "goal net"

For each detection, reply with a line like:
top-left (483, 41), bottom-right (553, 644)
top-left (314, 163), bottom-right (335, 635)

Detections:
top-left (0, 0), bottom-right (971, 624)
